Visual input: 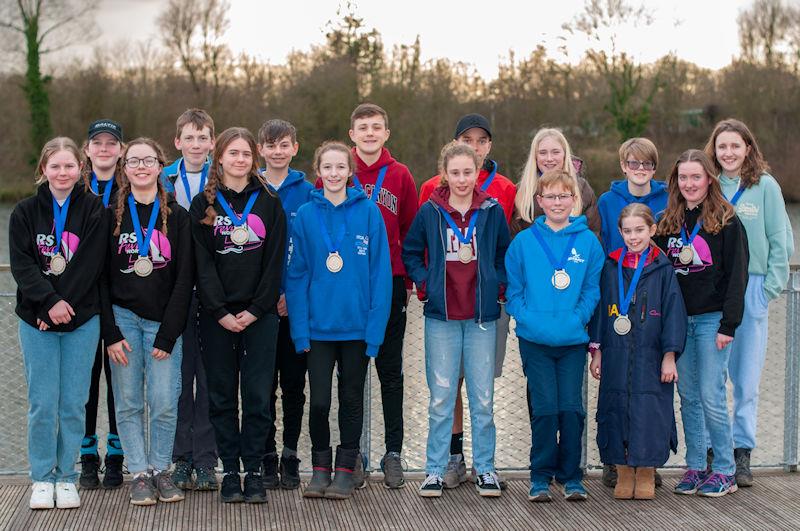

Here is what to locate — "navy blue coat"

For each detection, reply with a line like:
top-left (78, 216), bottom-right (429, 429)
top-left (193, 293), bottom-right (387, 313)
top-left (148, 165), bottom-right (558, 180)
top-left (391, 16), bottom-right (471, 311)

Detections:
top-left (589, 247), bottom-right (687, 467)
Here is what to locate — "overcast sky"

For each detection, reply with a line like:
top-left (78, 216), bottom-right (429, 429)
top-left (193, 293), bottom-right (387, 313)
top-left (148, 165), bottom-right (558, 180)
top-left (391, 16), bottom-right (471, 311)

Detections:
top-left (66, 0), bottom-right (752, 78)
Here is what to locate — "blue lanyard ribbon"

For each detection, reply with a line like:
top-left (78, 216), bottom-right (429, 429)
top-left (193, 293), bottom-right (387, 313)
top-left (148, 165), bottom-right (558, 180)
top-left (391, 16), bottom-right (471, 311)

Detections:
top-left (215, 189), bottom-right (260, 227)
top-left (617, 248), bottom-right (650, 316)
top-left (314, 203), bottom-right (351, 253)
top-left (530, 225), bottom-right (578, 271)
top-left (680, 219), bottom-right (703, 247)
top-left (90, 172), bottom-right (114, 208)
top-left (353, 165), bottom-right (388, 203)
top-left (436, 205), bottom-right (479, 245)
top-left (179, 159), bottom-right (208, 202)
top-left (480, 160), bottom-right (497, 192)
top-left (52, 195), bottom-right (71, 253)
top-left (728, 185), bottom-right (746, 206)
top-left (128, 194), bottom-right (161, 258)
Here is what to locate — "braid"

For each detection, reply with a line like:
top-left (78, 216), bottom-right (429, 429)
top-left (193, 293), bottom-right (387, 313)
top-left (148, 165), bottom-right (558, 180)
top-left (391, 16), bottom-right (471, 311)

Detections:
top-left (158, 182), bottom-right (170, 236)
top-left (201, 162), bottom-right (221, 226)
top-left (80, 140), bottom-right (93, 190)
top-left (113, 177), bottom-right (131, 237)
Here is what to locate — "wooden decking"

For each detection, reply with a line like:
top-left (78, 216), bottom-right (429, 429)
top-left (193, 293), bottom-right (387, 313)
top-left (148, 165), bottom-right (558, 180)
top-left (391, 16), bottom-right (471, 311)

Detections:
top-left (1, 471), bottom-right (799, 530)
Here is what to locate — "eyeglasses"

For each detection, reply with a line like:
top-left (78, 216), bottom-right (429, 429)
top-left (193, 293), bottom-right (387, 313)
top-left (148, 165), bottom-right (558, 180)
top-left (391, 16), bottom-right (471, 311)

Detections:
top-left (539, 193), bottom-right (574, 201)
top-left (125, 157), bottom-right (159, 168)
top-left (625, 160), bottom-right (656, 171)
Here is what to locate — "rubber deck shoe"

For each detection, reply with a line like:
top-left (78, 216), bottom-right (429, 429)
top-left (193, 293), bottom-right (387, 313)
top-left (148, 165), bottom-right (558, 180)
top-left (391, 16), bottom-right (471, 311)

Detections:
top-left (79, 454), bottom-right (101, 490)
top-left (171, 459), bottom-right (193, 490)
top-left (263, 453), bottom-right (279, 489)
top-left (102, 454), bottom-right (124, 489)
top-left (243, 472), bottom-right (268, 503)
top-left (220, 472), bottom-right (244, 503)
top-left (194, 466), bottom-right (219, 491)
top-left (734, 448), bottom-right (753, 487)
top-left (280, 455), bottom-right (301, 490)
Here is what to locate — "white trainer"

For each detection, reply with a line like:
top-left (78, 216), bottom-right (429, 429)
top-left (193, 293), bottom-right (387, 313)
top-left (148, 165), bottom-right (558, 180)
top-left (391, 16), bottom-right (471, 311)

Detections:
top-left (29, 482), bottom-right (54, 509)
top-left (55, 482), bottom-right (81, 509)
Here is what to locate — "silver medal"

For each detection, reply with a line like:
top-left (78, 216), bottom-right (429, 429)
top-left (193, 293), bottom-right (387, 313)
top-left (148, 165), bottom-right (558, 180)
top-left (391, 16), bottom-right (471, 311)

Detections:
top-left (457, 244), bottom-right (473, 264)
top-left (326, 252), bottom-right (344, 273)
top-left (133, 256), bottom-right (154, 277)
top-left (678, 246), bottom-right (693, 265)
top-left (230, 225), bottom-right (249, 245)
top-left (50, 253), bottom-right (66, 275)
top-left (552, 269), bottom-right (570, 290)
top-left (614, 315), bottom-right (632, 336)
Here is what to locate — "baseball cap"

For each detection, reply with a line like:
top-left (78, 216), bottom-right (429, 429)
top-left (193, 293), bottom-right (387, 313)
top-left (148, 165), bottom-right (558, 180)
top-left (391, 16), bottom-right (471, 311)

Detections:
top-left (88, 119), bottom-right (123, 142)
top-left (454, 113), bottom-right (492, 140)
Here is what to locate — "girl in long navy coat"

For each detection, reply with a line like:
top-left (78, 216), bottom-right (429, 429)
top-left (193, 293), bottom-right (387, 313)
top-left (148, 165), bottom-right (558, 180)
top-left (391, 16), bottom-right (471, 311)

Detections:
top-left (589, 203), bottom-right (687, 500)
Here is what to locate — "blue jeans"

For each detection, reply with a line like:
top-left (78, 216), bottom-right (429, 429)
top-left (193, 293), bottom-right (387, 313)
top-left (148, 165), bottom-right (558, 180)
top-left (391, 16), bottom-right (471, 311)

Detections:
top-left (677, 311), bottom-right (735, 475)
top-left (109, 306), bottom-right (183, 474)
top-left (518, 339), bottom-right (586, 483)
top-left (424, 317), bottom-right (496, 476)
top-left (19, 315), bottom-right (100, 482)
top-left (728, 274), bottom-right (769, 449)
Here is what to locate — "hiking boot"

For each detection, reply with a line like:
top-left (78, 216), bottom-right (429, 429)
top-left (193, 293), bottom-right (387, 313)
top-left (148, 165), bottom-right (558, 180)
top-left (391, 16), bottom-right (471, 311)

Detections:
top-left (262, 452), bottom-right (280, 490)
top-left (734, 448), bottom-right (753, 487)
top-left (280, 455), bottom-right (301, 490)
top-left (601, 464), bottom-right (617, 488)
top-left (614, 465), bottom-right (635, 499)
top-left (418, 474), bottom-right (443, 498)
top-left (220, 472), bottom-right (244, 503)
top-left (172, 459), bottom-right (193, 490)
top-left (154, 471), bottom-right (184, 502)
top-left (443, 454), bottom-right (467, 488)
top-left (129, 474), bottom-right (157, 506)
top-left (304, 447), bottom-right (332, 498)
top-left (634, 467), bottom-right (655, 500)
top-left (102, 454), bottom-right (124, 489)
top-left (475, 471), bottom-right (501, 497)
top-left (194, 465), bottom-right (219, 491)
top-left (325, 446), bottom-right (358, 499)
top-left (697, 472), bottom-right (737, 498)
top-left (243, 472), bottom-right (268, 503)
top-left (674, 469), bottom-right (706, 495)
top-left (557, 479), bottom-right (588, 501)
top-left (380, 451), bottom-right (405, 489)
top-left (528, 480), bottom-right (552, 502)
top-left (79, 454), bottom-right (101, 490)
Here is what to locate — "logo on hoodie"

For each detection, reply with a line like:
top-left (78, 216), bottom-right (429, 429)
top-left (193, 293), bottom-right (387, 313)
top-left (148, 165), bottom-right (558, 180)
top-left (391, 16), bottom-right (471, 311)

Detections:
top-left (37, 229), bottom-right (80, 275)
top-left (361, 183), bottom-right (398, 215)
top-left (116, 230), bottom-right (172, 274)
top-left (213, 213), bottom-right (266, 254)
top-left (666, 235), bottom-right (713, 274)
top-left (567, 248), bottom-right (584, 264)
top-left (355, 234), bottom-right (370, 256)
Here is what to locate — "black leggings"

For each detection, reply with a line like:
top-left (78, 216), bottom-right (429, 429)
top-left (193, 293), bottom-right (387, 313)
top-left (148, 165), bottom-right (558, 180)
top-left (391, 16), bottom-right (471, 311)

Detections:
top-left (307, 340), bottom-right (369, 451)
top-left (266, 316), bottom-right (307, 454)
top-left (84, 339), bottom-right (117, 437)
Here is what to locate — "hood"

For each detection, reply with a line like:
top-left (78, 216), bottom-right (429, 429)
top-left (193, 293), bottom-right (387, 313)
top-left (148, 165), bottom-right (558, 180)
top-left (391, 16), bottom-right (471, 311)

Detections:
top-left (37, 180), bottom-right (87, 208)
top-left (533, 214), bottom-right (589, 235)
top-left (609, 179), bottom-right (667, 203)
top-left (309, 186), bottom-right (368, 210)
top-left (429, 185), bottom-right (491, 214)
top-left (261, 168), bottom-right (308, 191)
top-left (353, 147), bottom-right (396, 173)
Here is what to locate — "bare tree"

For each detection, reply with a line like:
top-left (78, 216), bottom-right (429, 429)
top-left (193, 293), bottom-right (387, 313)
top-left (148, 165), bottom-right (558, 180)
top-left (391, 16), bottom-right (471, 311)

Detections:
top-left (738, 0), bottom-right (800, 67)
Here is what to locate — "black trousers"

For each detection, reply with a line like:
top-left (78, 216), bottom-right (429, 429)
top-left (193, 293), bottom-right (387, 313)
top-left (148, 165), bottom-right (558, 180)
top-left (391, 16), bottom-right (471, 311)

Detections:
top-left (376, 276), bottom-right (407, 454)
top-left (172, 292), bottom-right (218, 468)
top-left (307, 340), bottom-right (369, 451)
top-left (84, 339), bottom-right (117, 438)
top-left (265, 316), bottom-right (307, 455)
top-left (199, 310), bottom-right (278, 473)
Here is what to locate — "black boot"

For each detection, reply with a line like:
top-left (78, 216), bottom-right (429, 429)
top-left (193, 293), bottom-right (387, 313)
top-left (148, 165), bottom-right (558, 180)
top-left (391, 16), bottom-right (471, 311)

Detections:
top-left (735, 448), bottom-right (753, 487)
top-left (102, 454), bottom-right (124, 489)
top-left (79, 454), bottom-right (101, 489)
top-left (280, 455), bottom-right (301, 490)
top-left (303, 447), bottom-right (332, 498)
top-left (353, 451), bottom-right (367, 489)
top-left (324, 446), bottom-right (358, 499)
top-left (263, 452), bottom-right (279, 490)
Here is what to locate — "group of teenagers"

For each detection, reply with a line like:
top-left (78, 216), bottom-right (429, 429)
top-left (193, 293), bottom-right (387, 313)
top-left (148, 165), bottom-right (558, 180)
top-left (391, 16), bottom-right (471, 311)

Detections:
top-left (10, 101), bottom-right (792, 511)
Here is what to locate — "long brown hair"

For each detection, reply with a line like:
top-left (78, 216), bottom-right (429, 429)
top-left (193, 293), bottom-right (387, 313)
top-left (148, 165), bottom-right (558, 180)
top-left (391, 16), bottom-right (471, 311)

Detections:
top-left (657, 149), bottom-right (735, 236)
top-left (113, 138), bottom-right (171, 237)
top-left (200, 127), bottom-right (266, 226)
top-left (703, 118), bottom-right (769, 188)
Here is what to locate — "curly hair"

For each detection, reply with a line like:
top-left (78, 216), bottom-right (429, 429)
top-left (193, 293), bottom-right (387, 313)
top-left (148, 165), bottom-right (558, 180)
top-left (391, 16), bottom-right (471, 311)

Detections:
top-left (113, 138), bottom-right (171, 237)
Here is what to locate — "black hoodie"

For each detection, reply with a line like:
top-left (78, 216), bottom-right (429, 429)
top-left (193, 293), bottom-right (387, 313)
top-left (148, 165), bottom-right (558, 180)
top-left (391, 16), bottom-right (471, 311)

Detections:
top-left (189, 177), bottom-right (286, 319)
top-left (100, 194), bottom-right (194, 352)
top-left (10, 183), bottom-right (108, 331)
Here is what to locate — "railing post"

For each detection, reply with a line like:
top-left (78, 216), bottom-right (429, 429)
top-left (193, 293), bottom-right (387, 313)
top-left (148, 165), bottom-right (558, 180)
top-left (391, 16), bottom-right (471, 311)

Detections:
top-left (784, 269), bottom-right (800, 472)
top-left (361, 360), bottom-right (372, 472)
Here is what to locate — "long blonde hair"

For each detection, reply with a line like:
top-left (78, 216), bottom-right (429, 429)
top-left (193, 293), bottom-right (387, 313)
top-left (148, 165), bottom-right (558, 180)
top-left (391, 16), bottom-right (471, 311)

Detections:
top-left (515, 128), bottom-right (582, 223)
top-left (35, 137), bottom-right (82, 185)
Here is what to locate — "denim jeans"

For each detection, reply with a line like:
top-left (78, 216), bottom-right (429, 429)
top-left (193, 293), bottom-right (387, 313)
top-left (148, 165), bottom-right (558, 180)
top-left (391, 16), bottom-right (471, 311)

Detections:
top-left (109, 306), bottom-right (183, 474)
top-left (677, 311), bottom-right (735, 476)
top-left (424, 317), bottom-right (496, 476)
top-left (19, 315), bottom-right (99, 482)
top-left (728, 274), bottom-right (770, 449)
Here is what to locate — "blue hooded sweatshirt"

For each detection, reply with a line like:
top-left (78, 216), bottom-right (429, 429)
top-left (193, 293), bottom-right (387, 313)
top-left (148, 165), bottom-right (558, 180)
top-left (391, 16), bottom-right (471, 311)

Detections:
top-left (597, 179), bottom-right (667, 254)
top-left (285, 187), bottom-right (392, 356)
top-left (505, 215), bottom-right (604, 347)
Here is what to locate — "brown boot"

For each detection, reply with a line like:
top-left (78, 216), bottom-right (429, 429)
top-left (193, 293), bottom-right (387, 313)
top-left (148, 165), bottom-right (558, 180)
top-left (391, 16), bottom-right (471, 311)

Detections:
top-left (634, 467), bottom-right (655, 500)
top-left (614, 465), bottom-right (635, 499)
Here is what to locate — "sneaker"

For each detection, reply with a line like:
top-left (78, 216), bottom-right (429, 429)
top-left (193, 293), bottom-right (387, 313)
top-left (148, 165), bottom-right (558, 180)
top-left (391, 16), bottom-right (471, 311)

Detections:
top-left (443, 454), bottom-right (467, 489)
top-left (557, 480), bottom-right (588, 501)
top-left (673, 469), bottom-right (706, 495)
top-left (194, 465), bottom-right (219, 491)
top-left (734, 448), bottom-right (753, 487)
top-left (172, 459), bottom-right (193, 490)
top-left (221, 472), bottom-right (244, 503)
top-left (528, 480), bottom-right (552, 502)
top-left (380, 451), bottom-right (405, 489)
top-left (280, 455), bottom-right (301, 490)
top-left (102, 454), bottom-right (125, 489)
top-left (262, 452), bottom-right (279, 490)
top-left (55, 482), bottom-right (80, 509)
top-left (130, 474), bottom-right (157, 506)
top-left (475, 471), bottom-right (501, 497)
top-left (79, 454), bottom-right (101, 490)
top-left (471, 466), bottom-right (507, 490)
top-left (154, 471), bottom-right (185, 503)
top-left (697, 473), bottom-right (738, 498)
top-left (601, 464), bottom-right (617, 488)
top-left (29, 482), bottom-right (54, 509)
top-left (243, 472), bottom-right (267, 503)
top-left (418, 474), bottom-right (443, 498)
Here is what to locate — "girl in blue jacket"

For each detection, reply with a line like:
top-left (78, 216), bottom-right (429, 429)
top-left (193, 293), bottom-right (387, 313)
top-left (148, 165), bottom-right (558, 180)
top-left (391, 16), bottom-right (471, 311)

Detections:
top-left (589, 203), bottom-right (686, 500)
top-left (286, 141), bottom-right (391, 500)
top-left (403, 141), bottom-right (509, 499)
top-left (505, 170), bottom-right (604, 502)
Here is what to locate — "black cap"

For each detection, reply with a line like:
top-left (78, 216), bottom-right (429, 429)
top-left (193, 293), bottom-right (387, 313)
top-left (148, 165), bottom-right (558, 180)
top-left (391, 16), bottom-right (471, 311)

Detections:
top-left (454, 113), bottom-right (492, 140)
top-left (87, 119), bottom-right (123, 142)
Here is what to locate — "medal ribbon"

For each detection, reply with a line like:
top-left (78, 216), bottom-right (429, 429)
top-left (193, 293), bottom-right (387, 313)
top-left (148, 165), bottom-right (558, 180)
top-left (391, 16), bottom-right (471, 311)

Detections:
top-left (353, 165), bottom-right (388, 203)
top-left (91, 172), bottom-right (114, 207)
top-left (680, 219), bottom-right (703, 248)
top-left (480, 160), bottom-right (498, 192)
top-left (530, 225), bottom-right (578, 272)
top-left (216, 189), bottom-right (260, 227)
top-left (617, 248), bottom-right (650, 317)
top-left (436, 205), bottom-right (478, 246)
top-left (314, 203), bottom-right (351, 254)
top-left (128, 194), bottom-right (161, 259)
top-left (179, 159), bottom-right (209, 202)
top-left (728, 185), bottom-right (746, 206)
top-left (52, 195), bottom-right (71, 255)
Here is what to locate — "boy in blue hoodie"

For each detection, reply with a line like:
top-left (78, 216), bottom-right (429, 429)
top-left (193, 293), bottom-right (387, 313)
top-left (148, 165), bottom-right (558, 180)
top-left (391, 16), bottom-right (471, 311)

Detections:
top-left (161, 109), bottom-right (215, 210)
top-left (597, 138), bottom-right (667, 254)
top-left (257, 119), bottom-right (314, 490)
top-left (286, 141), bottom-right (392, 500)
top-left (505, 170), bottom-right (604, 502)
